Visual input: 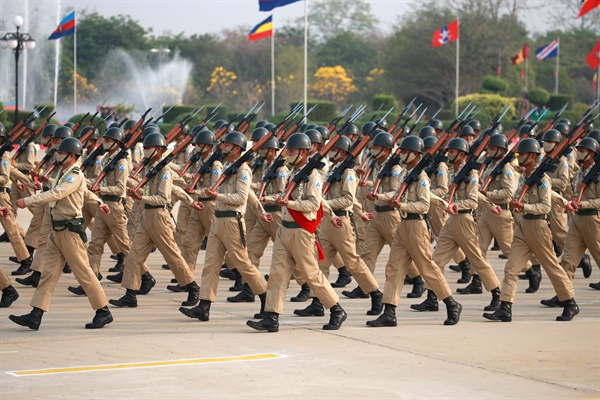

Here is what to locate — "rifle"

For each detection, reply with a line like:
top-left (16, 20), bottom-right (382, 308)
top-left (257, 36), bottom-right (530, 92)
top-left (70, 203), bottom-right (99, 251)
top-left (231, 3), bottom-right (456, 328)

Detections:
top-left (237, 102), bottom-right (265, 134)
top-left (325, 104), bottom-right (353, 133)
top-left (8, 105), bottom-right (47, 136)
top-left (387, 97), bottom-right (416, 134)
top-left (275, 104), bottom-right (304, 140)
top-left (537, 102), bottom-right (570, 139)
top-left (281, 103), bottom-right (317, 140)
top-left (571, 154), bottom-right (600, 205)
top-left (513, 107), bottom-right (599, 207)
top-left (12, 111), bottom-right (56, 162)
top-left (79, 109), bottom-right (132, 171)
top-left (0, 122), bottom-right (31, 159)
top-left (185, 148), bottom-right (223, 193)
top-left (322, 132), bottom-right (372, 195)
top-left (445, 105), bottom-right (512, 205)
top-left (505, 107), bottom-right (540, 142)
top-left (370, 103), bottom-right (384, 121)
top-left (280, 105), bottom-right (367, 202)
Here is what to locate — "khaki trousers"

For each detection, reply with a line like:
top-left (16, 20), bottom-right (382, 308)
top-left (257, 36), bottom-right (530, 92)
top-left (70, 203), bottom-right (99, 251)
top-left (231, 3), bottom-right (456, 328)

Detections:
top-left (383, 219), bottom-right (452, 305)
top-left (174, 202), bottom-right (192, 248)
top-left (127, 199), bottom-right (143, 241)
top-left (24, 197), bottom-right (47, 249)
top-left (355, 186), bottom-right (374, 252)
top-left (561, 214), bottom-right (600, 281)
top-left (500, 217), bottom-right (575, 303)
top-left (432, 213), bottom-right (500, 291)
top-left (0, 268), bottom-right (11, 290)
top-left (82, 193), bottom-right (120, 255)
top-left (247, 211), bottom-right (281, 267)
top-left (181, 200), bottom-right (215, 271)
top-left (265, 226), bottom-right (339, 314)
top-left (428, 202), bottom-right (466, 263)
top-left (31, 230), bottom-right (107, 312)
top-left (122, 208), bottom-right (194, 291)
top-left (477, 208), bottom-right (514, 258)
top-left (11, 178), bottom-right (35, 215)
top-left (0, 192), bottom-right (30, 261)
top-left (30, 208), bottom-right (52, 273)
top-left (199, 215), bottom-right (266, 302)
top-left (548, 194), bottom-right (568, 248)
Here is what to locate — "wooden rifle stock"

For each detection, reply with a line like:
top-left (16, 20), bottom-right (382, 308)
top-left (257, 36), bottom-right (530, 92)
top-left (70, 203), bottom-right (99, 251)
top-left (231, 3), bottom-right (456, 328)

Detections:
top-left (322, 134), bottom-right (371, 195)
top-left (40, 160), bottom-right (59, 181)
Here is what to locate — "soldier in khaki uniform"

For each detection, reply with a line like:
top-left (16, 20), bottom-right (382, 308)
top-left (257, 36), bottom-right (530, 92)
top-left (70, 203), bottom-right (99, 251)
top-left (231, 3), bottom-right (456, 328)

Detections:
top-left (247, 133), bottom-right (347, 332)
top-left (542, 129), bottom-right (569, 251)
top-left (109, 133), bottom-right (199, 308)
top-left (10, 122), bottom-right (37, 211)
top-left (0, 268), bottom-right (19, 307)
top-left (367, 136), bottom-right (462, 327)
top-left (168, 128), bottom-right (193, 248)
top-left (295, 136), bottom-right (382, 317)
top-left (484, 138), bottom-right (579, 322)
top-left (8, 138), bottom-right (113, 330)
top-left (179, 131), bottom-right (268, 321)
top-left (414, 138), bottom-right (501, 313)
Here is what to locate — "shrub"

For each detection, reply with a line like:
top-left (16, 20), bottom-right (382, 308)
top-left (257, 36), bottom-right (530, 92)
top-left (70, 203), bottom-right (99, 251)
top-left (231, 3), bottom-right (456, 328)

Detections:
top-left (481, 75), bottom-right (509, 93)
top-left (526, 88), bottom-right (550, 107)
top-left (546, 94), bottom-right (573, 111)
top-left (372, 94), bottom-right (399, 113)
top-left (289, 100), bottom-right (337, 123)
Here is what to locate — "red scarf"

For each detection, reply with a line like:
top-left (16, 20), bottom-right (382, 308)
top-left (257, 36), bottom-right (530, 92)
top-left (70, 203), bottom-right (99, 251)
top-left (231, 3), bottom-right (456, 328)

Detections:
top-left (287, 192), bottom-right (325, 261)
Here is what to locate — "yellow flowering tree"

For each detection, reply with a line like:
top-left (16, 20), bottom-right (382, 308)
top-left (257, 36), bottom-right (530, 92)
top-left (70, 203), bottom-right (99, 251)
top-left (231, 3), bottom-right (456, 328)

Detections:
top-left (310, 66), bottom-right (356, 104)
top-left (206, 66), bottom-right (237, 103)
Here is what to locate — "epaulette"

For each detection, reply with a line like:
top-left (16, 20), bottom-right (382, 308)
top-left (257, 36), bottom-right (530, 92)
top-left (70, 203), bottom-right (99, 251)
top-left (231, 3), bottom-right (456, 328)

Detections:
top-left (72, 167), bottom-right (81, 174)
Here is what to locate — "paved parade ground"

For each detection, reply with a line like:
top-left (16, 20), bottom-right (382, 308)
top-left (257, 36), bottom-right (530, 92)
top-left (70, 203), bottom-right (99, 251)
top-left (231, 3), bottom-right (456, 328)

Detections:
top-left (1, 207), bottom-right (599, 399)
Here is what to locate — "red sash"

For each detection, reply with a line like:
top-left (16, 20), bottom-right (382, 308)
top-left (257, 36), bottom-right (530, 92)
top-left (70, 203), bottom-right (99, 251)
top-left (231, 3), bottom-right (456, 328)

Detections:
top-left (287, 193), bottom-right (325, 261)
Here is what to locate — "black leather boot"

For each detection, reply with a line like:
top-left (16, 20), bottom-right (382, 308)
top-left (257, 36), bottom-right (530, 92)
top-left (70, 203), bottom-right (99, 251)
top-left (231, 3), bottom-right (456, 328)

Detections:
top-left (367, 289), bottom-right (383, 315)
top-left (579, 254), bottom-right (592, 278)
top-left (85, 306), bottom-right (113, 329)
top-left (525, 265), bottom-right (542, 293)
top-left (109, 289), bottom-right (138, 308)
top-left (443, 296), bottom-right (462, 325)
top-left (331, 266), bottom-right (352, 288)
top-left (323, 303), bottom-right (347, 330)
top-left (456, 259), bottom-right (472, 284)
top-left (404, 275), bottom-right (415, 284)
top-left (108, 253), bottom-right (125, 272)
top-left (483, 301), bottom-right (512, 322)
top-left (457, 274), bottom-right (482, 294)
top-left (407, 276), bottom-right (425, 298)
top-left (540, 295), bottom-right (562, 308)
top-left (227, 283), bottom-right (255, 302)
top-left (590, 282), bottom-right (600, 290)
top-left (491, 238), bottom-right (500, 251)
top-left (15, 271), bottom-right (40, 287)
top-left (161, 264), bottom-right (170, 270)
top-left (252, 292), bottom-right (267, 319)
top-left (366, 303), bottom-right (397, 327)
top-left (484, 287), bottom-right (501, 311)
top-left (229, 269), bottom-right (243, 292)
top-left (110, 254), bottom-right (119, 261)
top-left (106, 271), bottom-right (123, 283)
top-left (11, 262), bottom-right (31, 276)
top-left (68, 285), bottom-right (86, 296)
top-left (341, 285), bottom-right (369, 299)
top-left (9, 307), bottom-right (44, 330)
top-left (410, 290), bottom-right (438, 311)
top-left (182, 281), bottom-right (200, 306)
top-left (290, 283), bottom-right (311, 302)
top-left (294, 297), bottom-right (324, 316)
top-left (137, 272), bottom-right (156, 295)
top-left (9, 245), bottom-right (33, 264)
top-left (219, 264), bottom-right (236, 280)
top-left (62, 263), bottom-right (71, 273)
top-left (0, 285), bottom-right (19, 308)
top-left (557, 299), bottom-right (579, 321)
top-left (0, 231), bottom-right (9, 242)
top-left (179, 299), bottom-right (211, 321)
top-left (246, 311), bottom-right (279, 332)
top-left (200, 236), bottom-right (208, 250)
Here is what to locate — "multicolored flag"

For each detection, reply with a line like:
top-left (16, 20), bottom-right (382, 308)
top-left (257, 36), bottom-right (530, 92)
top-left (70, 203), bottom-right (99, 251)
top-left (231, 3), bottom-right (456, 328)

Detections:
top-left (259, 0), bottom-right (302, 12)
top-left (48, 11), bottom-right (75, 40)
top-left (536, 39), bottom-right (559, 60)
top-left (249, 15), bottom-right (273, 41)
top-left (578, 0), bottom-right (600, 19)
top-left (432, 19), bottom-right (459, 47)
top-left (511, 43), bottom-right (529, 65)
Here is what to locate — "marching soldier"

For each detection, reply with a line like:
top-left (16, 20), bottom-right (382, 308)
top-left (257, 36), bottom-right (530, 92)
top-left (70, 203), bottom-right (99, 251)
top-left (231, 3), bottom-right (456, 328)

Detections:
top-left (8, 138), bottom-right (113, 330)
top-left (483, 138), bottom-right (579, 322)
top-left (10, 120), bottom-right (37, 210)
top-left (0, 268), bottom-right (19, 307)
top-left (247, 133), bottom-right (347, 332)
top-left (109, 133), bottom-right (199, 308)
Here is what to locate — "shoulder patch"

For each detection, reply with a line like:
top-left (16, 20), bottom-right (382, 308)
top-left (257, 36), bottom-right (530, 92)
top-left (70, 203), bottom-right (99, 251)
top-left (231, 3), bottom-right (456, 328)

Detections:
top-left (347, 175), bottom-right (354, 181)
top-left (96, 159), bottom-right (102, 165)
top-left (65, 176), bottom-right (75, 183)
top-left (393, 171), bottom-right (399, 177)
top-left (540, 182), bottom-right (548, 189)
top-left (567, 153), bottom-right (572, 158)
top-left (420, 181), bottom-right (427, 187)
top-left (29, 148), bottom-right (35, 153)
top-left (506, 170), bottom-right (513, 177)
top-left (278, 172), bottom-right (286, 178)
top-left (563, 163), bottom-right (568, 169)
top-left (118, 165), bottom-right (126, 171)
top-left (134, 149), bottom-right (140, 154)
top-left (213, 170), bottom-right (220, 175)
top-left (315, 181), bottom-right (321, 187)
top-left (471, 177), bottom-right (478, 184)
top-left (241, 174), bottom-right (249, 181)
top-left (161, 173), bottom-right (169, 180)
top-left (438, 170), bottom-right (444, 176)
top-left (1, 160), bottom-right (8, 166)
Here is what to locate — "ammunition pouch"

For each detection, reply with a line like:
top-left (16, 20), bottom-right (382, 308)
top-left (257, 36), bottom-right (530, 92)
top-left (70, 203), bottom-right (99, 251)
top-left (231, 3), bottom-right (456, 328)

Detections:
top-left (51, 217), bottom-right (87, 243)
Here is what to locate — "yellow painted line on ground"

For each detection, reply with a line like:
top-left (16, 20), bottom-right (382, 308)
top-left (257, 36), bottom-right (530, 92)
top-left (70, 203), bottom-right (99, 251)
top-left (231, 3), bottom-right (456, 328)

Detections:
top-left (6, 353), bottom-right (284, 377)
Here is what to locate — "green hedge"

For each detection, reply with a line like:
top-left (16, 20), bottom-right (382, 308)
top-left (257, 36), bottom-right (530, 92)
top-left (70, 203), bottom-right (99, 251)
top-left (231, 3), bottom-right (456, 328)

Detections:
top-left (34, 103), bottom-right (56, 120)
top-left (163, 105), bottom-right (195, 123)
top-left (67, 114), bottom-right (110, 134)
top-left (372, 94), bottom-right (399, 113)
top-left (289, 100), bottom-right (337, 122)
top-left (546, 94), bottom-right (573, 111)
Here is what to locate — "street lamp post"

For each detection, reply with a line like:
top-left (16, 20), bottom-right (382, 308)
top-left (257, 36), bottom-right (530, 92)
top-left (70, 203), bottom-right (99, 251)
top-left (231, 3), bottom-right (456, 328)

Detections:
top-left (0, 16), bottom-right (36, 128)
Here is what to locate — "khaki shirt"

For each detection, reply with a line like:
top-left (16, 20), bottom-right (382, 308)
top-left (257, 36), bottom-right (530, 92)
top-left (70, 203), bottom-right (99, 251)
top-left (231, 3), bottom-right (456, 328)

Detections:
top-left (131, 142), bottom-right (144, 165)
top-left (429, 162), bottom-right (448, 198)
top-left (0, 152), bottom-right (12, 188)
top-left (448, 162), bottom-right (479, 210)
top-left (260, 162), bottom-right (288, 205)
top-left (324, 168), bottom-right (357, 212)
top-left (481, 159), bottom-right (516, 205)
top-left (547, 155), bottom-right (569, 193)
top-left (398, 169), bottom-right (430, 215)
top-left (82, 147), bottom-right (104, 185)
top-left (573, 163), bottom-right (600, 210)
top-left (517, 172), bottom-right (552, 215)
top-left (13, 141), bottom-right (37, 171)
top-left (99, 151), bottom-right (130, 198)
top-left (211, 161), bottom-right (251, 214)
top-left (141, 160), bottom-right (172, 207)
top-left (371, 159), bottom-right (403, 207)
top-left (283, 168), bottom-right (322, 222)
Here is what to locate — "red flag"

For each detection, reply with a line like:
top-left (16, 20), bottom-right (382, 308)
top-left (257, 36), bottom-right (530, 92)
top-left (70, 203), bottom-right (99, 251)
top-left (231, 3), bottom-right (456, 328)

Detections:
top-left (432, 19), bottom-right (459, 47)
top-left (578, 0), bottom-right (600, 19)
top-left (511, 43), bottom-right (529, 65)
top-left (496, 64), bottom-right (501, 76)
top-left (586, 39), bottom-right (600, 70)
top-left (520, 69), bottom-right (525, 80)
top-left (593, 72), bottom-right (597, 89)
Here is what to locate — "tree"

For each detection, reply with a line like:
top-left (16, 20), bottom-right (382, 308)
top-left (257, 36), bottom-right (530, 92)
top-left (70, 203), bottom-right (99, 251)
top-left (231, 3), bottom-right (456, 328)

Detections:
top-left (310, 66), bottom-right (357, 104)
top-left (304, 0), bottom-right (379, 42)
top-left (206, 67), bottom-right (237, 105)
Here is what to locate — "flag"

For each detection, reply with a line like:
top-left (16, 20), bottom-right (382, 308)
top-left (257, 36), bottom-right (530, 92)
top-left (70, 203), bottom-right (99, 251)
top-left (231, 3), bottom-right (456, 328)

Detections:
top-left (520, 68), bottom-right (525, 80)
top-left (594, 72), bottom-right (598, 89)
top-left (259, 0), bottom-right (302, 11)
top-left (553, 70), bottom-right (558, 87)
top-left (432, 19), bottom-right (459, 47)
top-left (536, 39), bottom-right (559, 60)
top-left (48, 11), bottom-right (75, 40)
top-left (248, 15), bottom-right (273, 41)
top-left (511, 43), bottom-right (529, 65)
top-left (586, 39), bottom-right (600, 70)
top-left (578, 0), bottom-right (600, 19)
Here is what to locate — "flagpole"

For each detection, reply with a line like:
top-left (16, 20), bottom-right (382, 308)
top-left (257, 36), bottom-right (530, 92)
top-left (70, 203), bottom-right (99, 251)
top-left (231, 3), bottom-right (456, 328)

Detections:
top-left (53, 4), bottom-right (60, 108)
top-left (525, 51), bottom-right (528, 91)
top-left (303, 0), bottom-right (308, 115)
top-left (455, 20), bottom-right (459, 117)
top-left (73, 13), bottom-right (77, 115)
top-left (271, 20), bottom-right (275, 117)
top-left (555, 38), bottom-right (559, 94)
top-left (597, 63), bottom-right (600, 102)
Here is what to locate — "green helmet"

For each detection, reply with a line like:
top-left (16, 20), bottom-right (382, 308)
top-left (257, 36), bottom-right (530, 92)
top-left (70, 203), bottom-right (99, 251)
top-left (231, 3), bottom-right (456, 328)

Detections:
top-left (304, 129), bottom-right (322, 144)
top-left (142, 125), bottom-right (160, 140)
top-left (428, 119), bottom-right (444, 131)
top-left (372, 132), bottom-right (394, 149)
top-left (297, 123), bottom-right (308, 133)
top-left (305, 124), bottom-right (318, 131)
top-left (123, 120), bottom-right (137, 131)
top-left (180, 124), bottom-right (191, 135)
top-left (519, 123), bottom-right (536, 137)
top-left (516, 138), bottom-right (541, 154)
top-left (255, 120), bottom-right (269, 128)
top-left (191, 125), bottom-right (205, 136)
top-left (557, 118), bottom-right (571, 127)
top-left (542, 129), bottom-right (561, 143)
top-left (362, 121), bottom-right (376, 135)
top-left (375, 118), bottom-right (388, 130)
top-left (25, 120), bottom-right (36, 131)
top-left (194, 128), bottom-right (216, 145)
top-left (587, 130), bottom-right (600, 142)
top-left (108, 122), bottom-right (120, 129)
top-left (264, 123), bottom-right (276, 132)
top-left (104, 127), bottom-right (125, 143)
top-left (459, 125), bottom-right (475, 137)
top-left (213, 119), bottom-right (227, 130)
top-left (496, 123), bottom-right (504, 133)
top-left (261, 136), bottom-right (279, 150)
top-left (41, 124), bottom-right (58, 138)
top-left (576, 137), bottom-right (599, 155)
top-left (586, 122), bottom-right (594, 132)
top-left (143, 133), bottom-right (167, 148)
top-left (467, 120), bottom-right (482, 131)
top-left (286, 133), bottom-right (311, 150)
top-left (399, 135), bottom-right (424, 154)
top-left (446, 137), bottom-right (469, 153)
top-left (53, 126), bottom-right (73, 139)
top-left (0, 123), bottom-right (5, 137)
top-left (343, 124), bottom-right (359, 137)
top-left (423, 136), bottom-right (438, 149)
top-left (554, 122), bottom-right (569, 136)
top-left (79, 126), bottom-right (100, 141)
top-left (223, 131), bottom-right (247, 150)
top-left (251, 127), bottom-right (269, 142)
top-left (316, 126), bottom-right (330, 140)
top-left (488, 133), bottom-right (508, 150)
top-left (56, 137), bottom-right (83, 156)
top-left (64, 122), bottom-right (75, 129)
top-left (370, 128), bottom-right (387, 138)
top-left (418, 126), bottom-right (436, 139)
top-left (333, 136), bottom-right (352, 153)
